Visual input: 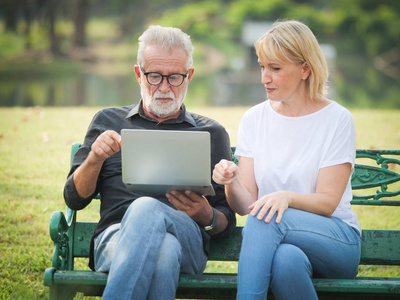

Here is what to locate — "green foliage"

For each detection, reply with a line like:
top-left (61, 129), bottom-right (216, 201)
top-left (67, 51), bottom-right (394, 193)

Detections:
top-left (226, 0), bottom-right (291, 32)
top-left (156, 1), bottom-right (233, 51)
top-left (333, 52), bottom-right (400, 109)
top-left (153, 0), bottom-right (400, 61)
top-left (0, 0), bottom-right (399, 59)
top-left (331, 0), bottom-right (400, 56)
top-left (0, 31), bottom-right (25, 59)
top-left (86, 17), bottom-right (120, 43)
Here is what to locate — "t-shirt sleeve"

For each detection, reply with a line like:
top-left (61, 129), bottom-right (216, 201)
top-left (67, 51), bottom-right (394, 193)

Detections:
top-left (235, 109), bottom-right (255, 159)
top-left (320, 109), bottom-right (356, 171)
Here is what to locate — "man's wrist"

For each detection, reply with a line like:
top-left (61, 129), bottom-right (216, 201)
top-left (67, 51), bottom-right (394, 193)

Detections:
top-left (204, 207), bottom-right (218, 231)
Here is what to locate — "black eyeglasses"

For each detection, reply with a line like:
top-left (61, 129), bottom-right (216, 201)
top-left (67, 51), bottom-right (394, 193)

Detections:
top-left (142, 70), bottom-right (188, 87)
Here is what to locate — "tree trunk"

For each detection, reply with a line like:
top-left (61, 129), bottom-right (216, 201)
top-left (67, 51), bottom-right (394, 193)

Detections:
top-left (22, 0), bottom-right (33, 50)
top-left (72, 0), bottom-right (89, 48)
top-left (47, 0), bottom-right (61, 55)
top-left (3, 0), bottom-right (20, 32)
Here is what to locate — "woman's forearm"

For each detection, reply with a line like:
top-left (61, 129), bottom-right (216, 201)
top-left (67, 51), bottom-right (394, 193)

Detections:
top-left (288, 191), bottom-right (340, 217)
top-left (225, 178), bottom-right (256, 216)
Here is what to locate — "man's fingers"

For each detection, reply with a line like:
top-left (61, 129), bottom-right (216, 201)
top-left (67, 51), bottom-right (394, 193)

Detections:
top-left (96, 131), bottom-right (121, 155)
top-left (104, 130), bottom-right (122, 152)
top-left (166, 191), bottom-right (190, 210)
top-left (184, 190), bottom-right (204, 202)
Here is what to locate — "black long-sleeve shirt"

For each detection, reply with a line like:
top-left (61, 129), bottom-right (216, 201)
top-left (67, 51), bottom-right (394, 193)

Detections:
top-left (64, 101), bottom-right (236, 270)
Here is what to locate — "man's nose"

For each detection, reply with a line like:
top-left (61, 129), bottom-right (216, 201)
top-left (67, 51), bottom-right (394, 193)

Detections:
top-left (158, 77), bottom-right (171, 92)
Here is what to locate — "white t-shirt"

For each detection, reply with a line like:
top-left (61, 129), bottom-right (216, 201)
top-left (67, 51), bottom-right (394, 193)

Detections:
top-left (235, 100), bottom-right (361, 233)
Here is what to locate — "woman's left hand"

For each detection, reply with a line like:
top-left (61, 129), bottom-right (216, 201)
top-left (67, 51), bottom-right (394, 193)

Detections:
top-left (249, 191), bottom-right (293, 223)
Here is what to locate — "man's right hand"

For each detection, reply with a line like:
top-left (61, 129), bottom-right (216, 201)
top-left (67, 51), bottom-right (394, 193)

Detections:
top-left (73, 130), bottom-right (121, 199)
top-left (89, 130), bottom-right (122, 163)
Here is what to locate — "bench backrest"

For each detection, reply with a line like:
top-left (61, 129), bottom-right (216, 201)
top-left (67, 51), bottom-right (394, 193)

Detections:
top-left (351, 149), bottom-right (400, 205)
top-left (71, 222), bottom-right (400, 265)
top-left (69, 144), bottom-right (400, 265)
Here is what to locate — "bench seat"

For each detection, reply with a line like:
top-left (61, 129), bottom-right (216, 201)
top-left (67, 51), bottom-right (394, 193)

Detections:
top-left (44, 146), bottom-right (400, 299)
top-left (44, 269), bottom-right (400, 298)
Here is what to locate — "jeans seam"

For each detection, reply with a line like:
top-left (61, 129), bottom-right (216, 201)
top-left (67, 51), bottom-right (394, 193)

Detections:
top-left (282, 228), bottom-right (361, 245)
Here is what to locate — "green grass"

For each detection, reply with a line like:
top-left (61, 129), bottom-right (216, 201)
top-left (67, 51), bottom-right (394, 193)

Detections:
top-left (0, 106), bottom-right (399, 299)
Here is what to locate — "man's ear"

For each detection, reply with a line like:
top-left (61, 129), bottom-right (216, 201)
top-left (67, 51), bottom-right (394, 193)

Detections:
top-left (187, 68), bottom-right (195, 83)
top-left (134, 65), bottom-right (142, 84)
top-left (302, 63), bottom-right (311, 80)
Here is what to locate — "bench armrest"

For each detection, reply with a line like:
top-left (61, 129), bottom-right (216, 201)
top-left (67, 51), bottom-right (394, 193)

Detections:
top-left (49, 209), bottom-right (76, 271)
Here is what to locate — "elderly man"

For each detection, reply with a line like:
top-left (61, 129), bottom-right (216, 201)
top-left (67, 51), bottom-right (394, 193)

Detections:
top-left (63, 25), bottom-right (236, 299)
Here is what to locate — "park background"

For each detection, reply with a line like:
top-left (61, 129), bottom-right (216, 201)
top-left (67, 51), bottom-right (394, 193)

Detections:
top-left (0, 0), bottom-right (399, 299)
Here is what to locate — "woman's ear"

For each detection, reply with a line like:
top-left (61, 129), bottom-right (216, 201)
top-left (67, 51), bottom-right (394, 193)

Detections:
top-left (302, 63), bottom-right (311, 80)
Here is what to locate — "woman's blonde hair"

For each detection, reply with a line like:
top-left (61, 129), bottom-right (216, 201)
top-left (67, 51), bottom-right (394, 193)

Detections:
top-left (255, 20), bottom-right (329, 101)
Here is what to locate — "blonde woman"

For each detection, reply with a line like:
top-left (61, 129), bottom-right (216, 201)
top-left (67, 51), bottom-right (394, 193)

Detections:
top-left (213, 20), bottom-right (361, 300)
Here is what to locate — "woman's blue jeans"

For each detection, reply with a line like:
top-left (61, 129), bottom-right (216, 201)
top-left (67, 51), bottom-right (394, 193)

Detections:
top-left (237, 208), bottom-right (361, 300)
top-left (94, 197), bottom-right (208, 300)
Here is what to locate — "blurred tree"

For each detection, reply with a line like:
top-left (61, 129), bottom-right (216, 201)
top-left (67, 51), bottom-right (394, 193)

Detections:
top-left (22, 0), bottom-right (35, 50)
top-left (72, 0), bottom-right (89, 47)
top-left (0, 0), bottom-right (398, 65)
top-left (90, 0), bottom-right (153, 39)
top-left (45, 0), bottom-right (61, 55)
top-left (154, 0), bottom-right (240, 55)
top-left (331, 0), bottom-right (400, 57)
top-left (1, 0), bottom-right (19, 32)
top-left (226, 0), bottom-right (292, 34)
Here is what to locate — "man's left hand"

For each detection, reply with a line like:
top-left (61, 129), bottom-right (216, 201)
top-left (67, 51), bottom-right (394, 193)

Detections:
top-left (166, 190), bottom-right (213, 227)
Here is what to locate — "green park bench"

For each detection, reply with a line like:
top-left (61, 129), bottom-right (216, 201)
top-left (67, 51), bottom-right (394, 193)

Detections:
top-left (44, 143), bottom-right (400, 299)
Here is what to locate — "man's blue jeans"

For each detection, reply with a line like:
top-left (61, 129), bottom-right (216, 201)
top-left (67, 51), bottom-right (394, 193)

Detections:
top-left (94, 197), bottom-right (208, 300)
top-left (237, 208), bottom-right (361, 300)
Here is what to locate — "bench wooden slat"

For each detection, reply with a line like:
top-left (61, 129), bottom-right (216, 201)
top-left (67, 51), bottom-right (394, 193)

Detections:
top-left (71, 223), bottom-right (400, 266)
top-left (352, 200), bottom-right (400, 206)
top-left (178, 275), bottom-right (400, 296)
top-left (53, 270), bottom-right (107, 286)
top-left (361, 230), bottom-right (400, 265)
top-left (311, 277), bottom-right (400, 295)
top-left (208, 226), bottom-right (242, 261)
top-left (45, 268), bottom-right (400, 298)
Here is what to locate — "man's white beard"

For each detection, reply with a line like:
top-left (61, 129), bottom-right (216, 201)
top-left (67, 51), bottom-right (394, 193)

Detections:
top-left (141, 82), bottom-right (188, 119)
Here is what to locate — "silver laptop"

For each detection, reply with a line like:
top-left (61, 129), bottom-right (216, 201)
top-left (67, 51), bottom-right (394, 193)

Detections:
top-left (121, 129), bottom-right (215, 196)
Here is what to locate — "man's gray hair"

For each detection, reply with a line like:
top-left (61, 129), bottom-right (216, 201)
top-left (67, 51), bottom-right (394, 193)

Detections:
top-left (137, 25), bottom-right (194, 70)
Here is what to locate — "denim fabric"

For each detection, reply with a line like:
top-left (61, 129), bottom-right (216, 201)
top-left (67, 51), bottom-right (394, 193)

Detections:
top-left (237, 208), bottom-right (361, 300)
top-left (94, 197), bottom-right (208, 300)
top-left (94, 223), bottom-right (121, 273)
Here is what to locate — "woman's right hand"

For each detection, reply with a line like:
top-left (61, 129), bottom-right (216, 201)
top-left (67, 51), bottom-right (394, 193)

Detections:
top-left (212, 159), bottom-right (239, 185)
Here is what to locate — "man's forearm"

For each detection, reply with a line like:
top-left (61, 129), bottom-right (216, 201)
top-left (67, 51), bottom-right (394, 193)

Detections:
top-left (73, 152), bottom-right (104, 199)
